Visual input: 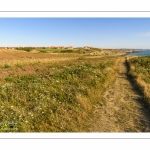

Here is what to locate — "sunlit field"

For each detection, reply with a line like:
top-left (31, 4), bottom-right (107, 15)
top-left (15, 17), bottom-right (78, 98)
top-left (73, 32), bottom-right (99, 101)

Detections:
top-left (0, 49), bottom-right (119, 132)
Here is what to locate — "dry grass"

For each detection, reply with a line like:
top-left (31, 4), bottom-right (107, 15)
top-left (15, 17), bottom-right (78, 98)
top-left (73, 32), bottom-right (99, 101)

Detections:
top-left (0, 57), bottom-right (76, 67)
top-left (0, 49), bottom-right (119, 132)
top-left (86, 57), bottom-right (150, 132)
top-left (136, 75), bottom-right (150, 104)
top-left (128, 56), bottom-right (150, 108)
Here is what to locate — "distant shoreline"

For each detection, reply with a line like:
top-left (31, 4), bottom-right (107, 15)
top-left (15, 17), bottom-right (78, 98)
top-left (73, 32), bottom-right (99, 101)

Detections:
top-left (126, 49), bottom-right (150, 56)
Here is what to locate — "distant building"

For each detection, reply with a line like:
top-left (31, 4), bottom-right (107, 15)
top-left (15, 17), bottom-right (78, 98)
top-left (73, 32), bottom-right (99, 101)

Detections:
top-left (50, 46), bottom-right (57, 49)
top-left (50, 46), bottom-right (54, 49)
top-left (84, 46), bottom-right (91, 49)
top-left (57, 46), bottom-right (64, 49)
top-left (49, 46), bottom-right (64, 49)
top-left (66, 46), bottom-right (73, 49)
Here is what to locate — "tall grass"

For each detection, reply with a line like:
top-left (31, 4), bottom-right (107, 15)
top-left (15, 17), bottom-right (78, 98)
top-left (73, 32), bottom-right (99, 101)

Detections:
top-left (0, 56), bottom-right (118, 132)
top-left (128, 56), bottom-right (150, 108)
top-left (0, 57), bottom-right (77, 68)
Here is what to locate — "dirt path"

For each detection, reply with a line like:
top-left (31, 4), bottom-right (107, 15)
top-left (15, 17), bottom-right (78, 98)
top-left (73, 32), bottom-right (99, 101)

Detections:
top-left (87, 57), bottom-right (150, 132)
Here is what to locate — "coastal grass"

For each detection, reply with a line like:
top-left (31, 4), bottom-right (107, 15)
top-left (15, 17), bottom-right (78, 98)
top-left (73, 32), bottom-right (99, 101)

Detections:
top-left (128, 56), bottom-right (150, 108)
top-left (0, 55), bottom-right (119, 132)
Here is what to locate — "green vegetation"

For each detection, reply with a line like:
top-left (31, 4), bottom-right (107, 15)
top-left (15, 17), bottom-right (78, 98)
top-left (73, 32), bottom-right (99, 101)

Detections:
top-left (37, 48), bottom-right (90, 54)
top-left (128, 56), bottom-right (150, 108)
top-left (0, 56), bottom-right (118, 132)
top-left (3, 64), bottom-right (11, 68)
top-left (15, 47), bottom-right (34, 52)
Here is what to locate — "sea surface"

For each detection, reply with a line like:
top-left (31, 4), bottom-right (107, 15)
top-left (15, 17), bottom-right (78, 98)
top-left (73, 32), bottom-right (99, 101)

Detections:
top-left (127, 50), bottom-right (150, 56)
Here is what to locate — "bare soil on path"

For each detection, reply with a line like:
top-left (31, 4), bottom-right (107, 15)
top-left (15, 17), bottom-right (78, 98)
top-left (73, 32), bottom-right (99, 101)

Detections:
top-left (87, 57), bottom-right (150, 132)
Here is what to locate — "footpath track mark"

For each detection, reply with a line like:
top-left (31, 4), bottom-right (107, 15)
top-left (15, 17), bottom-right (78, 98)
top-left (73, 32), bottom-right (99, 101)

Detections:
top-left (87, 57), bottom-right (150, 132)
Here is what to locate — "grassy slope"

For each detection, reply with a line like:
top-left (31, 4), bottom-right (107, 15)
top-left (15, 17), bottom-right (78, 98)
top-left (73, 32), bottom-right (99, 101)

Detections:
top-left (128, 56), bottom-right (150, 108)
top-left (0, 54), bottom-right (119, 132)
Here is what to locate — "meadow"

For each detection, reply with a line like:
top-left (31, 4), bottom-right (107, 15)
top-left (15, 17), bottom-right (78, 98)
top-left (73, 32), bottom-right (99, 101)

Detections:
top-left (0, 49), bottom-right (119, 132)
top-left (128, 56), bottom-right (150, 108)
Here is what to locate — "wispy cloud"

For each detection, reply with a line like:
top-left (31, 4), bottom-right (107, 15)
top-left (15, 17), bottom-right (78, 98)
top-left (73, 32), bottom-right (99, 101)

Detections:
top-left (136, 32), bottom-right (150, 37)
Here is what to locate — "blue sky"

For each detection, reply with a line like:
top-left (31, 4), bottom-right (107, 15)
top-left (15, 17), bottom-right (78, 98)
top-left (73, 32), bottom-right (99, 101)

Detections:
top-left (1, 18), bottom-right (150, 49)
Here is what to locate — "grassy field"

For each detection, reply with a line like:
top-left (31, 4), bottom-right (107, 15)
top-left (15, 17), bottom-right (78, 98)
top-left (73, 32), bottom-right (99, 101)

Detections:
top-left (128, 56), bottom-right (150, 108)
top-left (0, 49), bottom-right (119, 132)
top-left (15, 47), bottom-right (100, 53)
top-left (13, 47), bottom-right (128, 55)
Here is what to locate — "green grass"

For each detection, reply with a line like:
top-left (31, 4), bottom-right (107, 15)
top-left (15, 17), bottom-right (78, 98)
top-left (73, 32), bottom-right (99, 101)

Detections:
top-left (0, 56), bottom-right (118, 132)
top-left (36, 48), bottom-right (102, 54)
top-left (3, 64), bottom-right (11, 68)
top-left (15, 47), bottom-right (34, 52)
top-left (37, 48), bottom-right (77, 53)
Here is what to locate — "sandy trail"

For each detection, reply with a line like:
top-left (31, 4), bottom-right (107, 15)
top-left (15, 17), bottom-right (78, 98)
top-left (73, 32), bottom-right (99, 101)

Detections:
top-left (87, 57), bottom-right (150, 132)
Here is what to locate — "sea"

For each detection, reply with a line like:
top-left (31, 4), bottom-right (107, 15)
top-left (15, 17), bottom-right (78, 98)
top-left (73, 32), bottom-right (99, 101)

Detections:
top-left (127, 50), bottom-right (150, 56)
